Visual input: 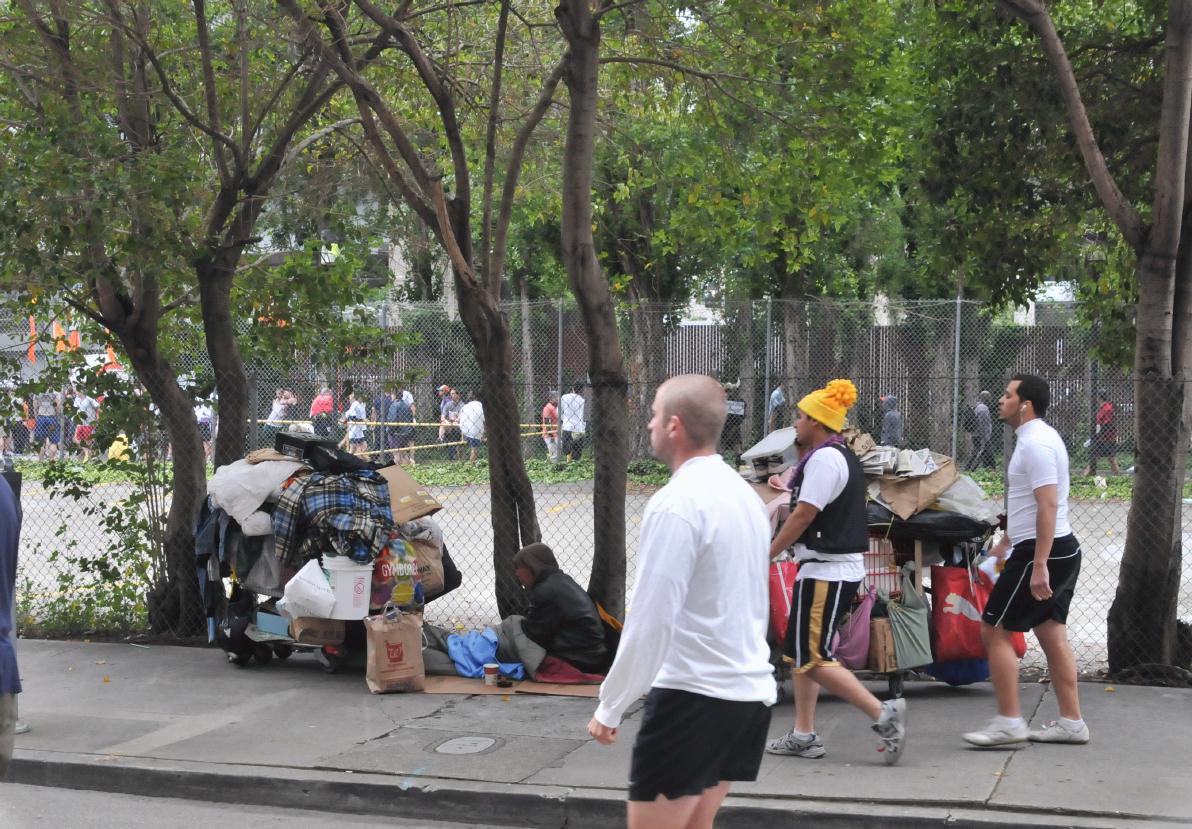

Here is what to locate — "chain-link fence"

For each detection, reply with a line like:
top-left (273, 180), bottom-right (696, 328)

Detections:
top-left (5, 298), bottom-right (1189, 675)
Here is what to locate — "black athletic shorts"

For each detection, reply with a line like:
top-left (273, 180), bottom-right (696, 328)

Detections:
top-left (982, 534), bottom-right (1081, 632)
top-left (782, 577), bottom-right (860, 672)
top-left (628, 688), bottom-right (772, 802)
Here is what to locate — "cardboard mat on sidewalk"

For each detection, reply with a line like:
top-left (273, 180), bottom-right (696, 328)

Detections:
top-left (422, 675), bottom-right (600, 698)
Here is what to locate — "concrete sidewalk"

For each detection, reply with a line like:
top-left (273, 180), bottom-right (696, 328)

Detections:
top-left (6, 640), bottom-right (1189, 828)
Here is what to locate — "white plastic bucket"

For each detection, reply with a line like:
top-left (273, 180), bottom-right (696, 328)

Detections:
top-left (322, 557), bottom-right (374, 620)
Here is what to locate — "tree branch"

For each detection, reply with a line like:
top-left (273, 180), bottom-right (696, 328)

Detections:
top-left (997, 0), bottom-right (1144, 248)
top-left (430, 176), bottom-right (479, 288)
top-left (480, 0), bottom-right (511, 294)
top-left (282, 117), bottom-right (362, 169)
top-left (192, 0), bottom-right (232, 183)
top-left (491, 56), bottom-right (567, 290)
top-left (352, 0), bottom-right (471, 210)
top-left (129, 20), bottom-right (246, 172)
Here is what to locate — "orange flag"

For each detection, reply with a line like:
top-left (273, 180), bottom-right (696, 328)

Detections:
top-left (104, 344), bottom-right (122, 371)
top-left (27, 316), bottom-right (36, 363)
top-left (52, 320), bottom-right (67, 353)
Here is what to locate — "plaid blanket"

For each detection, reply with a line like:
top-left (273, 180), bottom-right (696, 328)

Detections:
top-left (272, 470), bottom-right (394, 567)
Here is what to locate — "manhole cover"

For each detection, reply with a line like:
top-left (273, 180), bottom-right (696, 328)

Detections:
top-left (433, 736), bottom-right (498, 755)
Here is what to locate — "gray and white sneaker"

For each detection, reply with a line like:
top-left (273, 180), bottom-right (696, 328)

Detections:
top-left (1029, 720), bottom-right (1089, 744)
top-left (765, 729), bottom-right (826, 758)
top-left (14, 721), bottom-right (30, 735)
top-left (873, 698), bottom-right (906, 765)
top-left (962, 718), bottom-right (1029, 747)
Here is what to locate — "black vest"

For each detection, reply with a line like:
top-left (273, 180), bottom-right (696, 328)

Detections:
top-left (790, 443), bottom-right (869, 557)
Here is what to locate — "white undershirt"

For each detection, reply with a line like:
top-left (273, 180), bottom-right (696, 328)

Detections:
top-left (1006, 419), bottom-right (1072, 544)
top-left (791, 447), bottom-right (865, 582)
top-left (594, 455), bottom-right (776, 729)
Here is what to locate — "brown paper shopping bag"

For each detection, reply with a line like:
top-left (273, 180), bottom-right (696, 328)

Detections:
top-left (364, 605), bottom-right (426, 693)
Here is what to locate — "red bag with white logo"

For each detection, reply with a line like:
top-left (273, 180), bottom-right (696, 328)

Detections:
top-left (768, 560), bottom-right (799, 644)
top-left (931, 565), bottom-right (1026, 662)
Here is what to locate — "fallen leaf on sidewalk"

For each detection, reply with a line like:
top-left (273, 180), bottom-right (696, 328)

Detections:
top-left (102, 676), bottom-right (110, 683)
top-left (95, 660), bottom-right (106, 665)
top-left (1105, 686), bottom-right (1115, 692)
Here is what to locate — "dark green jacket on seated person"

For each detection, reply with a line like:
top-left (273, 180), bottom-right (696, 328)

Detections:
top-left (513, 543), bottom-right (609, 674)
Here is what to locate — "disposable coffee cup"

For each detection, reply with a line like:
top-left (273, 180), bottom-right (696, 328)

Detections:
top-left (483, 663), bottom-right (499, 686)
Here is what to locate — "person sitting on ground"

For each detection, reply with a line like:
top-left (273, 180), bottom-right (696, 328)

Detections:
top-left (513, 542), bottom-right (609, 675)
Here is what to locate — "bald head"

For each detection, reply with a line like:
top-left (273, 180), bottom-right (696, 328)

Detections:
top-left (657, 374), bottom-right (727, 449)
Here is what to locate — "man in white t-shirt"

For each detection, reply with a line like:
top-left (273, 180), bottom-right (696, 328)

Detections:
top-left (588, 374), bottom-right (775, 828)
top-left (458, 394), bottom-right (485, 463)
top-left (962, 374), bottom-right (1089, 747)
top-left (765, 378), bottom-right (907, 765)
top-left (559, 381), bottom-right (586, 461)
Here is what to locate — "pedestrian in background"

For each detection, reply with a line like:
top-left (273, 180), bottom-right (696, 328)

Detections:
top-left (766, 378), bottom-right (907, 765)
top-left (72, 388), bottom-right (100, 462)
top-left (309, 387), bottom-right (334, 437)
top-left (542, 390), bottom-right (560, 462)
top-left (767, 383), bottom-right (787, 433)
top-left (589, 374), bottom-right (775, 829)
top-left (1083, 391), bottom-right (1121, 477)
top-left (967, 390), bottom-right (995, 470)
top-left (440, 388), bottom-right (463, 461)
top-left (339, 391), bottom-right (368, 456)
top-left (560, 381), bottom-right (586, 462)
top-left (879, 393), bottom-right (903, 447)
top-left (963, 374), bottom-right (1089, 747)
top-left (459, 393), bottom-right (485, 463)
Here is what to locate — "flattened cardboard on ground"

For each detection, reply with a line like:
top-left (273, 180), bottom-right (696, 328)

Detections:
top-left (289, 617), bottom-right (345, 646)
top-left (377, 464), bottom-right (442, 523)
top-left (422, 675), bottom-right (600, 697)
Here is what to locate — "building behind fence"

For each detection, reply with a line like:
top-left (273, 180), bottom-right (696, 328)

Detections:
top-left (5, 298), bottom-right (1186, 674)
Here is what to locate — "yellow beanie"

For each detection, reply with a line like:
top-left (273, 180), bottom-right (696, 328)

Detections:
top-left (797, 379), bottom-right (858, 433)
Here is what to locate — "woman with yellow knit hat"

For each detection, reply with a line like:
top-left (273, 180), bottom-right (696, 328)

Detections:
top-left (764, 378), bottom-right (907, 766)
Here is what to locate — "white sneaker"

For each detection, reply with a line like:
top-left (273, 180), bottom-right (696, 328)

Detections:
top-left (962, 719), bottom-right (1028, 747)
top-left (1029, 720), bottom-right (1089, 744)
top-left (873, 698), bottom-right (907, 765)
top-left (14, 721), bottom-right (30, 735)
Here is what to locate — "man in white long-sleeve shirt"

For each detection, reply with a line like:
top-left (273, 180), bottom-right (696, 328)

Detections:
top-left (587, 374), bottom-right (775, 829)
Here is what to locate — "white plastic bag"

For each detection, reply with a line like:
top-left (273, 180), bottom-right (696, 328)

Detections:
top-left (281, 559), bottom-right (336, 619)
top-left (932, 474), bottom-right (1000, 525)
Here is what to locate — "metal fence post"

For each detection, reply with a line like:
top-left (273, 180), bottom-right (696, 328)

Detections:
top-left (950, 281), bottom-right (963, 460)
top-left (762, 296), bottom-right (773, 436)
top-left (556, 298), bottom-right (564, 399)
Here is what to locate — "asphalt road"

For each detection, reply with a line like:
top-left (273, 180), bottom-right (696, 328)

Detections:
top-left (0, 784), bottom-right (513, 829)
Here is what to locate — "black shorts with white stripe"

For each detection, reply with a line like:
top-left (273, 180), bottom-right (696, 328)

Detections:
top-left (782, 577), bottom-right (860, 673)
top-left (982, 534), bottom-right (1082, 633)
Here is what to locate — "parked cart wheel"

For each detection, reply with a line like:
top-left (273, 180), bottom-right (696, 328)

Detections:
top-left (317, 646), bottom-right (343, 674)
top-left (273, 644), bottom-right (293, 660)
top-left (253, 644), bottom-right (274, 665)
top-left (887, 671), bottom-right (904, 699)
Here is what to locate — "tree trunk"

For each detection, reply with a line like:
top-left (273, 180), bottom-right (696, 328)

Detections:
top-left (779, 298), bottom-right (806, 405)
top-left (1108, 245), bottom-right (1190, 672)
top-left (557, 0), bottom-right (629, 618)
top-left (455, 279), bottom-right (539, 617)
top-left (118, 327), bottom-right (207, 637)
top-left (626, 299), bottom-right (667, 458)
top-left (197, 259), bottom-right (250, 468)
